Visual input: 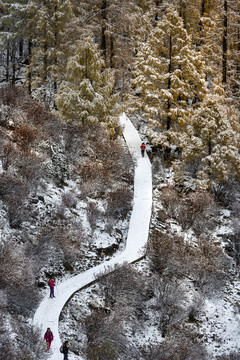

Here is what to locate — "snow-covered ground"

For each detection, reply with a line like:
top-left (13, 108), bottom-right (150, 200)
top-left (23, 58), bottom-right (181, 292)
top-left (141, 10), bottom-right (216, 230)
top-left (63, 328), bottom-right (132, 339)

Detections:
top-left (33, 113), bottom-right (152, 359)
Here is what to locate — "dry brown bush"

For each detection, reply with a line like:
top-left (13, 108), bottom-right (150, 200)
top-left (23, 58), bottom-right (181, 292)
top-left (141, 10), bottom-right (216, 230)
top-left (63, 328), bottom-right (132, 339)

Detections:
top-left (13, 124), bottom-right (37, 150)
top-left (0, 85), bottom-right (26, 107)
top-left (176, 191), bottom-right (216, 232)
top-left (61, 191), bottom-right (77, 209)
top-left (84, 310), bottom-right (124, 360)
top-left (158, 187), bottom-right (216, 233)
top-left (0, 141), bottom-right (17, 170)
top-left (147, 230), bottom-right (228, 292)
top-left (97, 264), bottom-right (144, 313)
top-left (140, 336), bottom-right (207, 360)
top-left (31, 225), bottom-right (84, 270)
top-left (159, 185), bottom-right (179, 218)
top-left (106, 186), bottom-right (132, 218)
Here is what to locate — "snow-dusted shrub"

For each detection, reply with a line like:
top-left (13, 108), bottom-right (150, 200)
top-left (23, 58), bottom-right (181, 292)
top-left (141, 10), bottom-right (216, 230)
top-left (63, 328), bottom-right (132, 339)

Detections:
top-left (0, 84), bottom-right (25, 107)
top-left (147, 274), bottom-right (187, 337)
top-left (97, 264), bottom-right (145, 319)
top-left (213, 179), bottom-right (240, 208)
top-left (0, 241), bottom-right (38, 314)
top-left (158, 185), bottom-right (179, 218)
top-left (176, 191), bottom-right (216, 233)
top-left (16, 152), bottom-right (44, 189)
top-left (230, 219), bottom-right (240, 267)
top-left (0, 141), bottom-right (16, 170)
top-left (140, 337), bottom-right (207, 360)
top-left (13, 123), bottom-right (37, 150)
top-left (61, 191), bottom-right (77, 209)
top-left (84, 310), bottom-right (124, 360)
top-left (34, 225), bottom-right (84, 269)
top-left (0, 322), bottom-right (49, 360)
top-left (187, 293), bottom-right (204, 322)
top-left (216, 353), bottom-right (240, 360)
top-left (147, 230), bottom-right (228, 293)
top-left (87, 202), bottom-right (103, 231)
top-left (106, 186), bottom-right (132, 218)
top-left (0, 174), bottom-right (29, 227)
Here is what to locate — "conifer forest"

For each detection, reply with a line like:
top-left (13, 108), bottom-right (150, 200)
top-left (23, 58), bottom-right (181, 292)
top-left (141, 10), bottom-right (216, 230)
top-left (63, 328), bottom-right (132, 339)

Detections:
top-left (0, 1), bottom-right (240, 359)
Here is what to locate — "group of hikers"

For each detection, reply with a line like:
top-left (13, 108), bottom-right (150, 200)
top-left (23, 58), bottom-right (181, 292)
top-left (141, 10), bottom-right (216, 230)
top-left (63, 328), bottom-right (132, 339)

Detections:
top-left (43, 143), bottom-right (146, 358)
top-left (44, 277), bottom-right (69, 359)
top-left (44, 327), bottom-right (69, 359)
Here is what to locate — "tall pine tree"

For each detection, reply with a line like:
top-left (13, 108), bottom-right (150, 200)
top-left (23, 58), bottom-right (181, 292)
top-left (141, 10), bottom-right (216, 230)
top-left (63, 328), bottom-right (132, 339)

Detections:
top-left (132, 5), bottom-right (207, 150)
top-left (174, 90), bottom-right (240, 189)
top-left (55, 37), bottom-right (121, 136)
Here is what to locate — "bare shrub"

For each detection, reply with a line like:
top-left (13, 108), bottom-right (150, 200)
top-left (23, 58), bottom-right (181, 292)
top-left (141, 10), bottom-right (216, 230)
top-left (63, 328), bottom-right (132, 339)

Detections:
top-left (213, 179), bottom-right (240, 207)
top-left (87, 202), bottom-right (103, 230)
top-left (0, 173), bottom-right (28, 200)
top-left (159, 185), bottom-right (179, 218)
top-left (140, 336), bottom-right (207, 360)
top-left (0, 141), bottom-right (17, 170)
top-left (0, 322), bottom-right (49, 360)
top-left (31, 225), bottom-right (83, 269)
top-left (176, 191), bottom-right (216, 232)
top-left (84, 310), bottom-right (124, 360)
top-left (216, 352), bottom-right (240, 360)
top-left (0, 173), bottom-right (30, 227)
top-left (62, 191), bottom-right (77, 208)
top-left (147, 230), bottom-right (189, 277)
top-left (0, 241), bottom-right (38, 314)
top-left (0, 85), bottom-right (26, 107)
top-left (159, 187), bottom-right (216, 234)
top-left (147, 274), bottom-right (187, 337)
top-left (231, 219), bottom-right (240, 266)
top-left (106, 186), bottom-right (132, 218)
top-left (16, 152), bottom-right (44, 187)
top-left (0, 241), bottom-right (34, 288)
top-left (78, 160), bottom-right (109, 183)
top-left (97, 264), bottom-right (145, 317)
top-left (54, 203), bottom-right (66, 220)
top-left (187, 293), bottom-right (204, 322)
top-left (147, 230), bottom-right (228, 293)
top-left (13, 124), bottom-right (37, 150)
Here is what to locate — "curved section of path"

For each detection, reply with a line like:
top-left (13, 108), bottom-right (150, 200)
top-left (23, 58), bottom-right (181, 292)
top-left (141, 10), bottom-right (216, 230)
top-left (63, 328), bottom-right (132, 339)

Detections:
top-left (33, 113), bottom-right (152, 359)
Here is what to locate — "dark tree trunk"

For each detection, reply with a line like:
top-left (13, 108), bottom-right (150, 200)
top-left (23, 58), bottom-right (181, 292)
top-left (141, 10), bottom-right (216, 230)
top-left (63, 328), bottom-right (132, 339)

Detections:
top-left (28, 40), bottom-right (32, 94)
top-left (6, 42), bottom-right (10, 82)
top-left (11, 42), bottom-right (16, 84)
top-left (101, 0), bottom-right (107, 64)
top-left (167, 35), bottom-right (172, 131)
top-left (222, 0), bottom-right (228, 84)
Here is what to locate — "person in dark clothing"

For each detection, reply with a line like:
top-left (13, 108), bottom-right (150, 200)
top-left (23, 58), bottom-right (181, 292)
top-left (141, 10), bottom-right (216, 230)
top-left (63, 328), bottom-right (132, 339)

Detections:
top-left (62, 341), bottom-right (69, 360)
top-left (140, 142), bottom-right (146, 157)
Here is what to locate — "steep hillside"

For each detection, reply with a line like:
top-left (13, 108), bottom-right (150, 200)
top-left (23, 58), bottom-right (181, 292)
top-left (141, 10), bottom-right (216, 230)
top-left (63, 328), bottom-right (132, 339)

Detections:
top-left (0, 85), bottom-right (133, 359)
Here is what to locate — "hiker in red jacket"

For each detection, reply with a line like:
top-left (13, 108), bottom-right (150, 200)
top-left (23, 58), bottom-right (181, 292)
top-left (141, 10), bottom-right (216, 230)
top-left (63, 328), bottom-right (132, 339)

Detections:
top-left (44, 327), bottom-right (54, 350)
top-left (48, 278), bottom-right (55, 298)
top-left (140, 142), bottom-right (146, 157)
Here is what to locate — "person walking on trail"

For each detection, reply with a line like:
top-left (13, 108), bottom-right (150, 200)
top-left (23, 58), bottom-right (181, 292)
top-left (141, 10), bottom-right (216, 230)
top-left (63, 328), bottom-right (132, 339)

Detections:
top-left (44, 327), bottom-right (53, 350)
top-left (60, 341), bottom-right (69, 360)
top-left (48, 277), bottom-right (55, 298)
top-left (140, 142), bottom-right (146, 157)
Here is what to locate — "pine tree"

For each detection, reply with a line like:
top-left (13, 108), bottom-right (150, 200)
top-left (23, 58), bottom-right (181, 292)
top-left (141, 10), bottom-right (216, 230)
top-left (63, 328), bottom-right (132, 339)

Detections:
top-left (25, 0), bottom-right (74, 101)
top-left (0, 0), bottom-right (29, 83)
top-left (174, 90), bottom-right (240, 189)
top-left (55, 37), bottom-right (121, 136)
top-left (132, 5), bottom-right (207, 150)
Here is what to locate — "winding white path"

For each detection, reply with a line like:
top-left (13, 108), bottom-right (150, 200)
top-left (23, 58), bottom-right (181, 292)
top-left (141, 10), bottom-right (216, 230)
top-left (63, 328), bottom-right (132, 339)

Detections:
top-left (33, 113), bottom-right (152, 359)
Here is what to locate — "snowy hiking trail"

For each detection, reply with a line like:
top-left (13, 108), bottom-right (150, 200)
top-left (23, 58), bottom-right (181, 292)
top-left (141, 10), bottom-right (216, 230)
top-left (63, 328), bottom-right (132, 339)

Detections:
top-left (33, 113), bottom-right (152, 359)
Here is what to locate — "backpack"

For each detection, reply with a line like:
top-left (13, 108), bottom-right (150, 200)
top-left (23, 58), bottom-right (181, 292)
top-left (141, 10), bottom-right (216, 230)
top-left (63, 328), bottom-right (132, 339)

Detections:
top-left (60, 345), bottom-right (63, 353)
